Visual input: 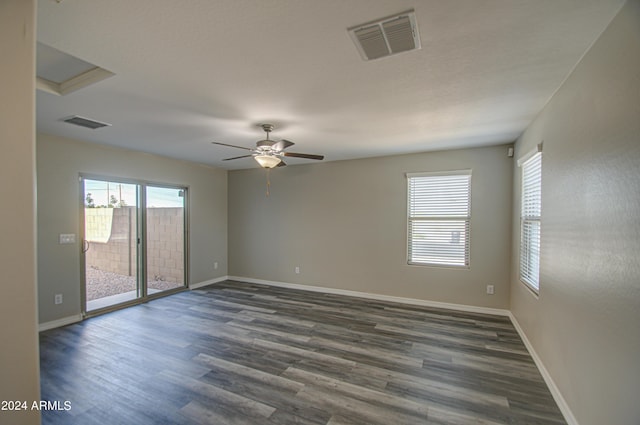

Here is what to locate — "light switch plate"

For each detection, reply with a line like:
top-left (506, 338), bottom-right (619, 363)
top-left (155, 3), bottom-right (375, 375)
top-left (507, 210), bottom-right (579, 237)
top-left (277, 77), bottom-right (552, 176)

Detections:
top-left (59, 233), bottom-right (76, 244)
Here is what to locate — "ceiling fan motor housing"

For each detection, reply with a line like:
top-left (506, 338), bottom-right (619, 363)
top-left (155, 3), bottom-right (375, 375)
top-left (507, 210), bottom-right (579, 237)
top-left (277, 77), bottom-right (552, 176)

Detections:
top-left (256, 124), bottom-right (276, 152)
top-left (256, 139), bottom-right (275, 150)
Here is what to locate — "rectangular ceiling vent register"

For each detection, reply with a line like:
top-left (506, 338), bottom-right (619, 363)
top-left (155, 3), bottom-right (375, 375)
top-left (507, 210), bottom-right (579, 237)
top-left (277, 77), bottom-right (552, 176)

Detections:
top-left (348, 10), bottom-right (421, 61)
top-left (62, 115), bottom-right (112, 130)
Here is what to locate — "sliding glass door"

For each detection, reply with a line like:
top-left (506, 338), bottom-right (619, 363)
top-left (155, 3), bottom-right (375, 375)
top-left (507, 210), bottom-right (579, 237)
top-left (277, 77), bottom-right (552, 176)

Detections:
top-left (145, 185), bottom-right (186, 295)
top-left (82, 176), bottom-right (187, 314)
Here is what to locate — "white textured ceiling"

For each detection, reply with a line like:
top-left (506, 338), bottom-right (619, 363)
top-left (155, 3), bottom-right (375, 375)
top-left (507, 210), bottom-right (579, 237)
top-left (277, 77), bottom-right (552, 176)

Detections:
top-left (36, 0), bottom-right (625, 169)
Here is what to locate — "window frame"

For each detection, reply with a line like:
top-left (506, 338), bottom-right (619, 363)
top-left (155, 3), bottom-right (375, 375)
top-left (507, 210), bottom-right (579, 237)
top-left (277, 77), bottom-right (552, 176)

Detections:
top-left (518, 145), bottom-right (542, 293)
top-left (406, 170), bottom-right (472, 268)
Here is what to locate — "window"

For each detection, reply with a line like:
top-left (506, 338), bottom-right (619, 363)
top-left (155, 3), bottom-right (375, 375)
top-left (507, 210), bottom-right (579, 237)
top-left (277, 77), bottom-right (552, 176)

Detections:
top-left (519, 147), bottom-right (542, 292)
top-left (407, 170), bottom-right (471, 267)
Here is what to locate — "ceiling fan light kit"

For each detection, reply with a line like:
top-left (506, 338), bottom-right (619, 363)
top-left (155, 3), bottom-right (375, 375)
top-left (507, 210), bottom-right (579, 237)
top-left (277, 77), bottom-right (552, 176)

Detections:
top-left (254, 154), bottom-right (281, 168)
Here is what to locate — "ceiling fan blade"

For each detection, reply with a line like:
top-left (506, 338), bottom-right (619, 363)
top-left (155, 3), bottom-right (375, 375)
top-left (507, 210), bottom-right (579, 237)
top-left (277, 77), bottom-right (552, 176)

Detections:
top-left (212, 142), bottom-right (254, 151)
top-left (272, 139), bottom-right (295, 151)
top-left (276, 159), bottom-right (287, 167)
top-left (283, 152), bottom-right (324, 160)
top-left (222, 154), bottom-right (254, 161)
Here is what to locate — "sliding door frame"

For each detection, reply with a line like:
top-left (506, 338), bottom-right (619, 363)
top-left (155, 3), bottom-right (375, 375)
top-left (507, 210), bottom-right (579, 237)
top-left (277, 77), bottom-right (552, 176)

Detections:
top-left (80, 173), bottom-right (190, 318)
top-left (143, 182), bottom-right (190, 302)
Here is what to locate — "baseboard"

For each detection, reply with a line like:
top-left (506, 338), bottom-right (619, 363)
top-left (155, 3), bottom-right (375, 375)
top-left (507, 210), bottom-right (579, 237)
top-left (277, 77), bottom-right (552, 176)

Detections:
top-left (190, 275), bottom-right (229, 290)
top-left (39, 314), bottom-right (83, 332)
top-left (508, 312), bottom-right (578, 425)
top-left (227, 276), bottom-right (510, 317)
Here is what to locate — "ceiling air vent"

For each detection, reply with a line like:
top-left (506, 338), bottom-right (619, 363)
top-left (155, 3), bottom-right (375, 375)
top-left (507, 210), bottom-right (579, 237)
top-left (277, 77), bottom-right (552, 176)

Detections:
top-left (348, 10), bottom-right (421, 61)
top-left (62, 115), bottom-right (111, 130)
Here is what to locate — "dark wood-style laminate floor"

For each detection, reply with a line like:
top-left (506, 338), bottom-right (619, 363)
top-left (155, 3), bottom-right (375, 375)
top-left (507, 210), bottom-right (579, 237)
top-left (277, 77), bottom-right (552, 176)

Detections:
top-left (40, 281), bottom-right (566, 425)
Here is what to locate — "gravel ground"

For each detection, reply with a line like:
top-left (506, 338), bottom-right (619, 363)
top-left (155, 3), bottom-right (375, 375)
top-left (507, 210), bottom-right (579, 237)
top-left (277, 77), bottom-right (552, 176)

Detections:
top-left (86, 267), bottom-right (183, 301)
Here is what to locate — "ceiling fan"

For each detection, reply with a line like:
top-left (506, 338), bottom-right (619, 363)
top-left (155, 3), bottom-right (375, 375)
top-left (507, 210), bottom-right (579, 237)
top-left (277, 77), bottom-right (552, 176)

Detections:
top-left (212, 124), bottom-right (324, 168)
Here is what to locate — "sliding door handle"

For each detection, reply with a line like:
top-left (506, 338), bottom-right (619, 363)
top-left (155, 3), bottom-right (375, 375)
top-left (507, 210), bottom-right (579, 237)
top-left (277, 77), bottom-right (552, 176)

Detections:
top-left (82, 239), bottom-right (90, 253)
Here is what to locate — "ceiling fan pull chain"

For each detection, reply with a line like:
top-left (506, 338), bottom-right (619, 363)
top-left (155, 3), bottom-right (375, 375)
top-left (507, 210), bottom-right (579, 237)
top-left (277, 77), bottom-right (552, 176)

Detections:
top-left (266, 168), bottom-right (271, 197)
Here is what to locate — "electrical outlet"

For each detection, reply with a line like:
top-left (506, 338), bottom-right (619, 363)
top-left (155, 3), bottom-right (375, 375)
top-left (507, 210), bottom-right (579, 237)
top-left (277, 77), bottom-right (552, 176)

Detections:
top-left (295, 266), bottom-right (300, 274)
top-left (54, 294), bottom-right (63, 305)
top-left (214, 261), bottom-right (218, 270)
top-left (486, 285), bottom-right (495, 295)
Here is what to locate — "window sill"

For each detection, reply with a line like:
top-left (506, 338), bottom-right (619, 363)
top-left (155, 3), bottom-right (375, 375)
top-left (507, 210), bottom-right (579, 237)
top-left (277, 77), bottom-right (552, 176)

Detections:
top-left (407, 261), bottom-right (470, 270)
top-left (520, 279), bottom-right (540, 298)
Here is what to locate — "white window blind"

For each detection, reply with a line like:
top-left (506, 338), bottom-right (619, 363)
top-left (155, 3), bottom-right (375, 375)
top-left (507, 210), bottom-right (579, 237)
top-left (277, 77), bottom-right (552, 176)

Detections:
top-left (407, 171), bottom-right (471, 267)
top-left (520, 151), bottom-right (542, 291)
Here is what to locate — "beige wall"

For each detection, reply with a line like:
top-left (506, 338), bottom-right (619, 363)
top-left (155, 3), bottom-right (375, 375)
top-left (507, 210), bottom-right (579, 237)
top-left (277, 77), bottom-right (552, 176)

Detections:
top-left (510, 1), bottom-right (640, 424)
top-left (229, 144), bottom-right (513, 309)
top-left (37, 133), bottom-right (228, 324)
top-left (0, 0), bottom-right (41, 424)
